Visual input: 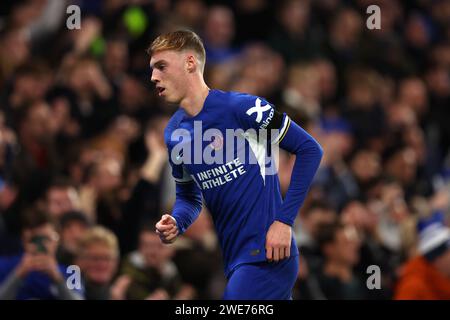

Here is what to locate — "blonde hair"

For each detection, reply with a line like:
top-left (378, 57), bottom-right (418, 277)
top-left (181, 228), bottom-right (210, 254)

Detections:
top-left (147, 30), bottom-right (206, 71)
top-left (77, 226), bottom-right (119, 259)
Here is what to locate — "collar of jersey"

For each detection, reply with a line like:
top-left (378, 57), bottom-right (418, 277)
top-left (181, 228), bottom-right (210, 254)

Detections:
top-left (181, 89), bottom-right (215, 121)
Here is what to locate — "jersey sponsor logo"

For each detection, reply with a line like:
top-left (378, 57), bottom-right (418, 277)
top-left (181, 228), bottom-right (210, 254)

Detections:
top-left (194, 157), bottom-right (247, 190)
top-left (246, 98), bottom-right (272, 123)
top-left (259, 108), bottom-right (274, 129)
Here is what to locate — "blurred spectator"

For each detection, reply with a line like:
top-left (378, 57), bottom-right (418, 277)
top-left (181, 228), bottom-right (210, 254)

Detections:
top-left (426, 64), bottom-right (450, 168)
top-left (118, 224), bottom-right (195, 300)
top-left (173, 0), bottom-right (206, 33)
top-left (314, 118), bottom-right (356, 210)
top-left (342, 68), bottom-right (386, 150)
top-left (119, 114), bottom-right (170, 254)
top-left (172, 209), bottom-right (225, 299)
top-left (4, 62), bottom-right (53, 118)
top-left (281, 62), bottom-right (321, 119)
top-left (325, 7), bottom-right (363, 72)
top-left (268, 0), bottom-right (323, 63)
top-left (295, 200), bottom-right (337, 265)
top-left (203, 5), bottom-right (240, 65)
top-left (56, 210), bottom-right (91, 267)
top-left (314, 221), bottom-right (368, 299)
top-left (0, 111), bottom-right (18, 215)
top-left (397, 77), bottom-right (428, 123)
top-left (404, 13), bottom-right (434, 70)
top-left (80, 153), bottom-right (123, 232)
top-left (341, 200), bottom-right (395, 299)
top-left (384, 147), bottom-right (420, 197)
top-left (0, 28), bottom-right (30, 88)
top-left (0, 210), bottom-right (82, 300)
top-left (370, 178), bottom-right (410, 256)
top-left (44, 178), bottom-right (81, 222)
top-left (349, 149), bottom-right (381, 196)
top-left (62, 57), bottom-right (117, 138)
top-left (314, 59), bottom-right (338, 105)
top-left (118, 76), bottom-right (156, 125)
top-left (75, 226), bottom-right (119, 300)
top-left (10, 100), bottom-right (61, 219)
top-left (395, 212), bottom-right (450, 299)
top-left (293, 200), bottom-right (337, 299)
top-left (103, 38), bottom-right (129, 85)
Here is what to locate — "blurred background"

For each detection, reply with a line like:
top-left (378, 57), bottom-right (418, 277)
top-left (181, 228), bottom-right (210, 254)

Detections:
top-left (0, 0), bottom-right (449, 300)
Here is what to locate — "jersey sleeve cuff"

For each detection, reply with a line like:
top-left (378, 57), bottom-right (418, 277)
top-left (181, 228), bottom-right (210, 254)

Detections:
top-left (275, 216), bottom-right (295, 227)
top-left (173, 176), bottom-right (194, 184)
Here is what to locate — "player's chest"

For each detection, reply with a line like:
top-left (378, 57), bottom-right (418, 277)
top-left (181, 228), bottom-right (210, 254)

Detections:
top-left (169, 120), bottom-right (253, 188)
top-left (169, 117), bottom-right (249, 162)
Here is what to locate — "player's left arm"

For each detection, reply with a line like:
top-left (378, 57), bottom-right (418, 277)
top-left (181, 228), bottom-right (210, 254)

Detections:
top-left (232, 94), bottom-right (323, 262)
top-left (266, 113), bottom-right (323, 262)
top-left (273, 114), bottom-right (324, 225)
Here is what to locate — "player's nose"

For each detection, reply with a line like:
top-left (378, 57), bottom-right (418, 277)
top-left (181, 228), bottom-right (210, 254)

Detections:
top-left (150, 70), bottom-right (160, 84)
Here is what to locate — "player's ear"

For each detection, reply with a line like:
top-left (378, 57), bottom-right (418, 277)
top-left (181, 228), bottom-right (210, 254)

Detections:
top-left (186, 54), bottom-right (196, 73)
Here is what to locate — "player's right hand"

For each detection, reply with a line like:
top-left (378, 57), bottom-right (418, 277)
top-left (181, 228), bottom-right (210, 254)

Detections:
top-left (155, 214), bottom-right (179, 244)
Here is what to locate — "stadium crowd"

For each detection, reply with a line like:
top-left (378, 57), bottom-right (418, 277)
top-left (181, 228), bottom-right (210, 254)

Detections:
top-left (0, 0), bottom-right (449, 299)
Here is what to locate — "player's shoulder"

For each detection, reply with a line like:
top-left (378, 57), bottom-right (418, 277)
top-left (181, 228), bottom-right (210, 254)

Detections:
top-left (211, 89), bottom-right (270, 109)
top-left (164, 109), bottom-right (185, 146)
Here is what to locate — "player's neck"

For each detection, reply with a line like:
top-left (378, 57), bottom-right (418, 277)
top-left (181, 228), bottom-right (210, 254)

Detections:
top-left (180, 77), bottom-right (210, 117)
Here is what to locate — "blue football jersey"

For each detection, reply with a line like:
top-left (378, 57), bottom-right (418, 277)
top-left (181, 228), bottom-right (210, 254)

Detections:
top-left (165, 89), bottom-right (321, 276)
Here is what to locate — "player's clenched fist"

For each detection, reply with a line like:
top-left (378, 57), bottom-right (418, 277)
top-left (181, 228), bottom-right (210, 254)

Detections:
top-left (155, 214), bottom-right (179, 244)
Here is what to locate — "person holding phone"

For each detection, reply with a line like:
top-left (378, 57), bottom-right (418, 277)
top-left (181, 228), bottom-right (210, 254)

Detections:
top-left (0, 210), bottom-right (83, 299)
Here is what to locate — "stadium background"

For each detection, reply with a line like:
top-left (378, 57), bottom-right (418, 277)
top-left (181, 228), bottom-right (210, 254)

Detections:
top-left (0, 0), bottom-right (449, 299)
